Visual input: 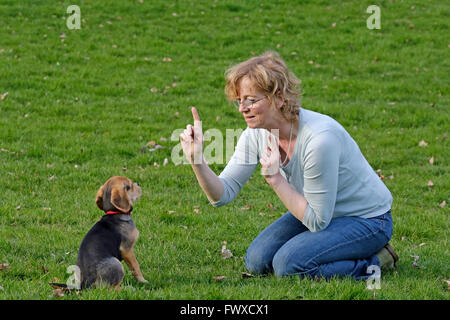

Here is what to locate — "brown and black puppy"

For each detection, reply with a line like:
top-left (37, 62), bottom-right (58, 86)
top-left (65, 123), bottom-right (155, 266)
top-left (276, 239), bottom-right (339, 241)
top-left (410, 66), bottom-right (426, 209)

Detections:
top-left (75, 176), bottom-right (147, 289)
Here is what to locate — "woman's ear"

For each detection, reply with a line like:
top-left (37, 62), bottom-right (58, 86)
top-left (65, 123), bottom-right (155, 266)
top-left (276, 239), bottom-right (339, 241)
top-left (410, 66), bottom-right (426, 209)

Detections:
top-left (111, 186), bottom-right (131, 213)
top-left (95, 186), bottom-right (104, 210)
top-left (275, 90), bottom-right (285, 109)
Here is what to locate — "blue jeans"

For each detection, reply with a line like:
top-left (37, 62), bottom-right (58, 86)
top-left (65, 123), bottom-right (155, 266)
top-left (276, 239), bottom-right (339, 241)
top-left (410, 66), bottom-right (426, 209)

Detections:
top-left (245, 210), bottom-right (393, 280)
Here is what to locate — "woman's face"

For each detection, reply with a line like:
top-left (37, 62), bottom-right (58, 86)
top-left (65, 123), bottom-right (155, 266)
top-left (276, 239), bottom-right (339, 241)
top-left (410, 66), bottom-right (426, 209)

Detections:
top-left (236, 76), bottom-right (281, 129)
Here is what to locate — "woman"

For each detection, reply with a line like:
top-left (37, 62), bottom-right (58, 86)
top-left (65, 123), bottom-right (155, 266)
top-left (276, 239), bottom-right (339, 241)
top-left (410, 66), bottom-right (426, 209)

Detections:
top-left (179, 51), bottom-right (398, 280)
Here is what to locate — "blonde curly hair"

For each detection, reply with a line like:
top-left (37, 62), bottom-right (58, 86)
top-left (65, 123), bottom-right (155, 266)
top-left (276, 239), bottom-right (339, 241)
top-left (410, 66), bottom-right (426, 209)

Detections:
top-left (224, 51), bottom-right (301, 122)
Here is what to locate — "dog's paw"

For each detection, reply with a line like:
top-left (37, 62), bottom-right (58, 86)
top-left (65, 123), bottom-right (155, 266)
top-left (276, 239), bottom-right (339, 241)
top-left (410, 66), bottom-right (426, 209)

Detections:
top-left (137, 277), bottom-right (148, 284)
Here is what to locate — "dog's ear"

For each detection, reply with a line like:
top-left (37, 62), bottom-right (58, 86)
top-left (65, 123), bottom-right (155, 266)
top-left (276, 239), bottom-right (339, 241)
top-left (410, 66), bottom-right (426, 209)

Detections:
top-left (111, 186), bottom-right (131, 213)
top-left (95, 185), bottom-right (105, 211)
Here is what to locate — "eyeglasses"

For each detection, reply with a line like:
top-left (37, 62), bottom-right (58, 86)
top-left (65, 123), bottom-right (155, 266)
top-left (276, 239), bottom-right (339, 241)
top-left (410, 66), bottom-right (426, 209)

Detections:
top-left (233, 96), bottom-right (267, 109)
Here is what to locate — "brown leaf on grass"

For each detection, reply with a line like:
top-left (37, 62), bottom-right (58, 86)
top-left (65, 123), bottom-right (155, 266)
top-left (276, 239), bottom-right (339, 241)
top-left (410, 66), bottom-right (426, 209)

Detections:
top-left (162, 57), bottom-right (172, 62)
top-left (53, 289), bottom-right (65, 297)
top-left (0, 263), bottom-right (10, 271)
top-left (213, 275), bottom-right (226, 282)
top-left (429, 156), bottom-right (434, 165)
top-left (410, 255), bottom-right (424, 269)
top-left (1, 148), bottom-right (15, 154)
top-left (418, 140), bottom-right (428, 147)
top-left (376, 169), bottom-right (385, 180)
top-left (414, 242), bottom-right (426, 247)
top-left (439, 201), bottom-right (446, 208)
top-left (241, 272), bottom-right (254, 279)
top-left (221, 241), bottom-right (233, 259)
top-left (240, 204), bottom-right (251, 210)
top-left (427, 180), bottom-right (434, 187)
top-left (1, 92), bottom-right (8, 100)
top-left (146, 141), bottom-right (164, 152)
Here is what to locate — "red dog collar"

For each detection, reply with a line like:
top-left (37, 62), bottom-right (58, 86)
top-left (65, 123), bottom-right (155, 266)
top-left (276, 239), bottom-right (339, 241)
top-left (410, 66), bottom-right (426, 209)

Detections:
top-left (105, 211), bottom-right (131, 215)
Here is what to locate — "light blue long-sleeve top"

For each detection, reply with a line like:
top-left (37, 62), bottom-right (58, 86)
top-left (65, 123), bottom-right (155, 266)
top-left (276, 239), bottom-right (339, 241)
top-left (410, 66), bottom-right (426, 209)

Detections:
top-left (211, 108), bottom-right (393, 232)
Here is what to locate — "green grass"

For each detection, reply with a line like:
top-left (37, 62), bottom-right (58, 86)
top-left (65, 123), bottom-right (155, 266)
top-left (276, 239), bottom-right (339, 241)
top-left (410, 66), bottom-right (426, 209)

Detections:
top-left (0, 0), bottom-right (448, 300)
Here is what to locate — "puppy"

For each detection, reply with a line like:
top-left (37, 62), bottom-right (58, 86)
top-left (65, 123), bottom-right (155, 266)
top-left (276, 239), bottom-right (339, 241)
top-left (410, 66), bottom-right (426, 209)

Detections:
top-left (51, 176), bottom-right (147, 290)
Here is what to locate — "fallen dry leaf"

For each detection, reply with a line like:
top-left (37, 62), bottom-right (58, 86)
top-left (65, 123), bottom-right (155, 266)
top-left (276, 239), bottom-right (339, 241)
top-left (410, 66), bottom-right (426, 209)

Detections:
top-left (439, 200), bottom-right (446, 208)
top-left (429, 156), bottom-right (434, 165)
top-left (427, 180), bottom-right (434, 187)
top-left (376, 169), bottom-right (385, 180)
top-left (213, 275), bottom-right (226, 282)
top-left (241, 272), bottom-right (254, 279)
top-left (1, 92), bottom-right (8, 100)
top-left (267, 203), bottom-right (276, 210)
top-left (162, 57), bottom-right (172, 62)
top-left (53, 289), bottom-right (65, 298)
top-left (418, 140), bottom-right (428, 147)
top-left (414, 242), bottom-right (426, 247)
top-left (410, 255), bottom-right (424, 269)
top-left (221, 242), bottom-right (233, 259)
top-left (0, 263), bottom-right (10, 271)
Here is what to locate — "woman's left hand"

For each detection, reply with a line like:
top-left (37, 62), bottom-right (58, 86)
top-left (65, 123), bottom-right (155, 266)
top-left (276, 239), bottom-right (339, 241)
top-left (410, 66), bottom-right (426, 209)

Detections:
top-left (260, 135), bottom-right (283, 185)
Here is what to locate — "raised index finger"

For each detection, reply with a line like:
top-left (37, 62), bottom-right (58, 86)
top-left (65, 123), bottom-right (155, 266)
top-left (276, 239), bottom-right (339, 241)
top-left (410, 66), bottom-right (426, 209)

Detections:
top-left (191, 107), bottom-right (202, 130)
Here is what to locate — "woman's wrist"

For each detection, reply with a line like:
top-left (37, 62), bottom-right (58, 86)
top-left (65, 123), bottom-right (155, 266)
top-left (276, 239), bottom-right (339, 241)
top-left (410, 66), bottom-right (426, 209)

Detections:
top-left (265, 172), bottom-right (284, 187)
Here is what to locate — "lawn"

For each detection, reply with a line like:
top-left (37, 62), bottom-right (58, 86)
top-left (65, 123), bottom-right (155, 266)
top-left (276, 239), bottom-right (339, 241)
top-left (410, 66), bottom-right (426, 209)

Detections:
top-left (0, 0), bottom-right (448, 300)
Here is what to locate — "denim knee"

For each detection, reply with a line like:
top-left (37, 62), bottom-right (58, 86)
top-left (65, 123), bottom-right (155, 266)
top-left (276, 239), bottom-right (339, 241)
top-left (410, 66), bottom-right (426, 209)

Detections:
top-left (272, 250), bottom-right (312, 278)
top-left (245, 246), bottom-right (273, 275)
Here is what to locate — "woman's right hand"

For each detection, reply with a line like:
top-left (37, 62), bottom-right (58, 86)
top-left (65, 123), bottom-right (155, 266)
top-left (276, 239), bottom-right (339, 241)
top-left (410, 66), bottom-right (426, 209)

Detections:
top-left (180, 107), bottom-right (204, 165)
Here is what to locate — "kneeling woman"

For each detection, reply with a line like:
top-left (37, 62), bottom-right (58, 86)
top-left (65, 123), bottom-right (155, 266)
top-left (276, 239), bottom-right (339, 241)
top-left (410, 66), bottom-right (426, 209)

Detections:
top-left (179, 51), bottom-right (398, 280)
